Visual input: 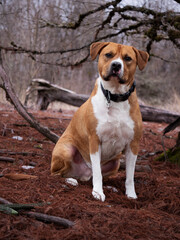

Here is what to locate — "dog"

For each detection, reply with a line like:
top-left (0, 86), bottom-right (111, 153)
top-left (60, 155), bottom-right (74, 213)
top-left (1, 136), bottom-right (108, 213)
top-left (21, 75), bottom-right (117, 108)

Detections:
top-left (51, 42), bottom-right (149, 201)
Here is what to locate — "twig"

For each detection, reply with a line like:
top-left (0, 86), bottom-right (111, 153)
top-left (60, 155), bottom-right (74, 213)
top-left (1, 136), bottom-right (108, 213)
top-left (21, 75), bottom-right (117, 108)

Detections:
top-left (2, 173), bottom-right (37, 180)
top-left (161, 135), bottom-right (168, 162)
top-left (0, 205), bottom-right (18, 215)
top-left (138, 150), bottom-right (163, 160)
top-left (0, 197), bottom-right (74, 228)
top-left (163, 117), bottom-right (180, 135)
top-left (120, 161), bottom-right (152, 172)
top-left (148, 129), bottom-right (176, 139)
top-left (0, 197), bottom-right (12, 204)
top-left (0, 202), bottom-right (51, 210)
top-left (25, 212), bottom-right (74, 228)
top-left (0, 150), bottom-right (44, 156)
top-left (0, 156), bottom-right (15, 163)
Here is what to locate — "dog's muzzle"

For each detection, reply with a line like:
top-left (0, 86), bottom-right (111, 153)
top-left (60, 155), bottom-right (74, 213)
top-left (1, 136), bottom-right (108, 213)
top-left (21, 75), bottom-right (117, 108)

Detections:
top-left (103, 61), bottom-right (125, 84)
top-left (111, 62), bottom-right (121, 74)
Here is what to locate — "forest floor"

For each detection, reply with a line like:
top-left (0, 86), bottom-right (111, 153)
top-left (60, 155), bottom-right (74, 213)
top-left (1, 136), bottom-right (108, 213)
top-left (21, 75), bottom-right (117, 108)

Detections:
top-left (0, 104), bottom-right (179, 240)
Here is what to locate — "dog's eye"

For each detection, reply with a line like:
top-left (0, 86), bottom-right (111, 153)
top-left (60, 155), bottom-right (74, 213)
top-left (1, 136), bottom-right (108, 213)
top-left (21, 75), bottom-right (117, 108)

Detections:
top-left (124, 55), bottom-right (132, 61)
top-left (105, 53), bottom-right (113, 58)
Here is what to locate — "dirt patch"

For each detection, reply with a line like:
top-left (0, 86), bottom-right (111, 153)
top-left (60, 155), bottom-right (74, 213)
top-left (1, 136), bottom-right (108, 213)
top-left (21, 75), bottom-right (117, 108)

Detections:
top-left (0, 106), bottom-right (179, 240)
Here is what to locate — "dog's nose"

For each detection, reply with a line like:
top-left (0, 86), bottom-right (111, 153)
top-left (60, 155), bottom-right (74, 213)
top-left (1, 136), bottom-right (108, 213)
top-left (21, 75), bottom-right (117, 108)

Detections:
top-left (111, 62), bottom-right (121, 72)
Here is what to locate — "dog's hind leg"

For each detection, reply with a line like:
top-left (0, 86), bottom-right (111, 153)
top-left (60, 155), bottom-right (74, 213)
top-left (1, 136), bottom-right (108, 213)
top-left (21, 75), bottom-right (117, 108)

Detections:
top-left (51, 142), bottom-right (73, 178)
top-left (51, 142), bottom-right (79, 187)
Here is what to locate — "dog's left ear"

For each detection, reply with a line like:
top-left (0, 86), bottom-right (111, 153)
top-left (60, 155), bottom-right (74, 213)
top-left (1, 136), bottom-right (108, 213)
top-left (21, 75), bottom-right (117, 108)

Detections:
top-left (90, 42), bottom-right (109, 60)
top-left (133, 47), bottom-right (149, 71)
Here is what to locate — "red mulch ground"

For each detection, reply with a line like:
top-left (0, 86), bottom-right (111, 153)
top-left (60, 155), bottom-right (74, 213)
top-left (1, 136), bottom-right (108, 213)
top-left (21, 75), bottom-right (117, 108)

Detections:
top-left (0, 105), bottom-right (179, 240)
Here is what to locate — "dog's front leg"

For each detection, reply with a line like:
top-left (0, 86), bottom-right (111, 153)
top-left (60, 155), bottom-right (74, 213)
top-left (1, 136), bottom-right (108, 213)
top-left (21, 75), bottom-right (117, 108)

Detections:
top-left (125, 145), bottom-right (137, 199)
top-left (90, 142), bottom-right (105, 202)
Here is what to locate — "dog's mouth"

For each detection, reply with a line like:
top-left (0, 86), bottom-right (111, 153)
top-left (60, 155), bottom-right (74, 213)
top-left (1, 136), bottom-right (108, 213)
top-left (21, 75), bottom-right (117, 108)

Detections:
top-left (103, 71), bottom-right (126, 84)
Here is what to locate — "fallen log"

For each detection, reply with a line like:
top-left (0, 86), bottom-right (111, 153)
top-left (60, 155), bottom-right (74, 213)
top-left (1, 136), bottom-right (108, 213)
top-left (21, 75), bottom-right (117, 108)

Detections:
top-left (25, 79), bottom-right (179, 123)
top-left (25, 78), bottom-right (87, 110)
top-left (140, 105), bottom-right (179, 124)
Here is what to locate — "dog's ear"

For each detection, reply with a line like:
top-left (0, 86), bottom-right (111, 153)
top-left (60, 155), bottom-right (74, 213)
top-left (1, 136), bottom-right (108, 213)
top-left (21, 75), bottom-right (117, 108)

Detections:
top-left (133, 47), bottom-right (149, 71)
top-left (90, 42), bottom-right (109, 60)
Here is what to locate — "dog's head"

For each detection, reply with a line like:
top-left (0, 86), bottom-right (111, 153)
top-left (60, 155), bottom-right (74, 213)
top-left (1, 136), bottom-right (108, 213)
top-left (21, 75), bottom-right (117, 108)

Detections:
top-left (90, 42), bottom-right (149, 86)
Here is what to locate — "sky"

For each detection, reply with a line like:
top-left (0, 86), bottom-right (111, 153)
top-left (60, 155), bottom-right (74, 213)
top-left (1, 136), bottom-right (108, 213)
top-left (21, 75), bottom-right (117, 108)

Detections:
top-left (120, 0), bottom-right (180, 11)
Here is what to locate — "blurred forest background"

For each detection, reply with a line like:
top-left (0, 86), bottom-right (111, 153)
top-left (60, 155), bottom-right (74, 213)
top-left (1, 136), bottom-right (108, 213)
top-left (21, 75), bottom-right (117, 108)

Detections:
top-left (0, 0), bottom-right (179, 112)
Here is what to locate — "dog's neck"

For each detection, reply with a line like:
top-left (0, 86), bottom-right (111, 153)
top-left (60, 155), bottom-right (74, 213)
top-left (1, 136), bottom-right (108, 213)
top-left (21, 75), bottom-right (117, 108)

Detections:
top-left (99, 76), bottom-right (133, 95)
top-left (99, 75), bottom-right (135, 94)
top-left (100, 80), bottom-right (136, 104)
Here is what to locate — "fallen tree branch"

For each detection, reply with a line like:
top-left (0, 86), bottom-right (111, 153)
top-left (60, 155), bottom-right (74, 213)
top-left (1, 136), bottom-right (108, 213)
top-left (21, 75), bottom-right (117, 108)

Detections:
top-left (0, 66), bottom-right (59, 143)
top-left (0, 202), bottom-right (50, 211)
top-left (0, 197), bottom-right (11, 204)
top-left (25, 211), bottom-right (74, 228)
top-left (120, 161), bottom-right (152, 172)
top-left (0, 197), bottom-right (74, 228)
top-left (0, 205), bottom-right (18, 215)
top-left (163, 117), bottom-right (180, 135)
top-left (1, 173), bottom-right (37, 181)
top-left (0, 150), bottom-right (44, 156)
top-left (0, 156), bottom-right (15, 163)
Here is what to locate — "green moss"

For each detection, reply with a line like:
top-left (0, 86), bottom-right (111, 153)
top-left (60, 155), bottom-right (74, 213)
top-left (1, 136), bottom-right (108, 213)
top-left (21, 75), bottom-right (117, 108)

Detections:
top-left (168, 30), bottom-right (180, 39)
top-left (67, 22), bottom-right (75, 28)
top-left (155, 35), bottom-right (164, 42)
top-left (174, 22), bottom-right (180, 30)
top-left (145, 28), bottom-right (157, 39)
top-left (155, 147), bottom-right (180, 165)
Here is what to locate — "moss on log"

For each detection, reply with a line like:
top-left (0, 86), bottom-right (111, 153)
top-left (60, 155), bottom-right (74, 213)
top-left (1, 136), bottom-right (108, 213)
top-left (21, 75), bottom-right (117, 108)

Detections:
top-left (155, 147), bottom-right (180, 165)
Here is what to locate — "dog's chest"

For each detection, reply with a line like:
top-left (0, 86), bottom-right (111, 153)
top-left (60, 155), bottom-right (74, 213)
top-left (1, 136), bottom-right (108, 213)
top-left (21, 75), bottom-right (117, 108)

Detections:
top-left (91, 88), bottom-right (134, 161)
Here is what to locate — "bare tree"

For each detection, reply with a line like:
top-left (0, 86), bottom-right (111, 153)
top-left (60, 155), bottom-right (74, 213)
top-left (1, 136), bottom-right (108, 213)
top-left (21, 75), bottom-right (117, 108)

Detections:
top-left (0, 0), bottom-right (179, 104)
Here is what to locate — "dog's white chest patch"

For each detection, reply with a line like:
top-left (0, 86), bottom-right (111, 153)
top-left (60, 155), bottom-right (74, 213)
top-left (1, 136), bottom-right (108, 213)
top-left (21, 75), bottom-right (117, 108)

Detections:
top-left (91, 78), bottom-right (134, 161)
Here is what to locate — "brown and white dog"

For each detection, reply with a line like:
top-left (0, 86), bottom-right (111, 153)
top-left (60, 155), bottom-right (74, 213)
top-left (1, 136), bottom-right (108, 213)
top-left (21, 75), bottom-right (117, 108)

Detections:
top-left (51, 42), bottom-right (149, 201)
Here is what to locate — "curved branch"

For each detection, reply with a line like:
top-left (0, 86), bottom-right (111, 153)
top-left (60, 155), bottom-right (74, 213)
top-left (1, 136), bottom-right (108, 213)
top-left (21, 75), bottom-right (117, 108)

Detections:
top-left (94, 9), bottom-right (116, 40)
top-left (0, 65), bottom-right (59, 143)
top-left (0, 3), bottom-right (179, 67)
top-left (40, 0), bottom-right (122, 29)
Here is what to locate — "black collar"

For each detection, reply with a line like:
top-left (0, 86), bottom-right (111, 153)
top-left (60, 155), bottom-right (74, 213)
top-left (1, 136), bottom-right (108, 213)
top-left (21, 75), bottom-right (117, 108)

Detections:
top-left (100, 81), bottom-right (136, 104)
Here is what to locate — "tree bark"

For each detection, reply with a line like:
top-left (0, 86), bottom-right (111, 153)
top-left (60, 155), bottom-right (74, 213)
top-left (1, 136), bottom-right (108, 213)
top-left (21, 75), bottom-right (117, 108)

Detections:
top-left (25, 78), bottom-right (87, 109)
top-left (140, 105), bottom-right (179, 123)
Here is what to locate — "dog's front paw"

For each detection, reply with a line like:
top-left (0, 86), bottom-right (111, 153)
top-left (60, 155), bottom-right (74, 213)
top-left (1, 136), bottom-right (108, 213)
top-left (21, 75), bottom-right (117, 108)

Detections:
top-left (126, 189), bottom-right (137, 199)
top-left (92, 190), bottom-right (105, 202)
